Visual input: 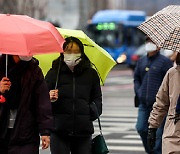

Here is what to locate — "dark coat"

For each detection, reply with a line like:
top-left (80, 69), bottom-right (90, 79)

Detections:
top-left (134, 52), bottom-right (173, 107)
top-left (45, 59), bottom-right (102, 136)
top-left (0, 56), bottom-right (53, 149)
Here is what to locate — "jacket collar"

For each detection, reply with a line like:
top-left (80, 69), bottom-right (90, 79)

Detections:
top-left (61, 60), bottom-right (90, 74)
top-left (175, 65), bottom-right (180, 71)
top-left (147, 51), bottom-right (160, 60)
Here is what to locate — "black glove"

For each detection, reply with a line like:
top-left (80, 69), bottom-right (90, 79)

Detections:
top-left (147, 128), bottom-right (157, 153)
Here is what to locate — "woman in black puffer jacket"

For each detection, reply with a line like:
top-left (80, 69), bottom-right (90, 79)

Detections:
top-left (45, 36), bottom-right (102, 154)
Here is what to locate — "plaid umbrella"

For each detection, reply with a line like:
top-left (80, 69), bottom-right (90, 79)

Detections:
top-left (138, 5), bottom-right (180, 52)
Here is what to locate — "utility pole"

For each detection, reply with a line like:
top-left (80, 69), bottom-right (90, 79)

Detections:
top-left (78, 0), bottom-right (89, 29)
top-left (0, 0), bottom-right (48, 20)
top-left (89, 0), bottom-right (98, 19)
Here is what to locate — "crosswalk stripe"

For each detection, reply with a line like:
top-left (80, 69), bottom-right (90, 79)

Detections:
top-left (106, 139), bottom-right (142, 144)
top-left (94, 128), bottom-right (136, 133)
top-left (108, 145), bottom-right (144, 151)
top-left (100, 117), bottom-right (137, 122)
top-left (94, 122), bottom-right (135, 127)
top-left (101, 113), bottom-right (138, 117)
top-left (105, 77), bottom-right (133, 83)
top-left (123, 135), bottom-right (140, 139)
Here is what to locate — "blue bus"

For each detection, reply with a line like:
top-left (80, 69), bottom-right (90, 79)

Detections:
top-left (86, 10), bottom-right (146, 66)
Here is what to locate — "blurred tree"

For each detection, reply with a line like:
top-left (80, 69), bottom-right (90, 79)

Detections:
top-left (79, 0), bottom-right (109, 28)
top-left (123, 0), bottom-right (179, 16)
top-left (0, 0), bottom-right (49, 19)
top-left (0, 0), bottom-right (17, 14)
top-left (78, 0), bottom-right (89, 29)
top-left (89, 0), bottom-right (97, 19)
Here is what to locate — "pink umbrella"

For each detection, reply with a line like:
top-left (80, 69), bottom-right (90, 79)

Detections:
top-left (0, 14), bottom-right (65, 76)
top-left (0, 14), bottom-right (65, 55)
top-left (0, 14), bottom-right (65, 103)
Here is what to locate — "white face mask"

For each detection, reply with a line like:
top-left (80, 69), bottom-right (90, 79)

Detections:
top-left (64, 53), bottom-right (81, 69)
top-left (19, 56), bottom-right (32, 61)
top-left (145, 42), bottom-right (157, 53)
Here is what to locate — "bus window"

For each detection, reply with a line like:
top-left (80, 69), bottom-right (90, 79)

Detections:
top-left (85, 10), bottom-right (146, 63)
top-left (86, 23), bottom-right (124, 48)
top-left (125, 27), bottom-right (145, 47)
top-left (133, 29), bottom-right (145, 46)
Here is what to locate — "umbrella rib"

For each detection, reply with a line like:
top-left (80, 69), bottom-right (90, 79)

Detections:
top-left (91, 62), bottom-right (104, 86)
top-left (13, 16), bottom-right (62, 54)
top-left (8, 16), bottom-right (29, 54)
top-left (26, 21), bottom-right (62, 53)
top-left (155, 16), bottom-right (171, 42)
top-left (142, 17), bottom-right (169, 47)
top-left (54, 58), bottom-right (62, 89)
top-left (38, 24), bottom-right (62, 50)
top-left (83, 44), bottom-right (94, 47)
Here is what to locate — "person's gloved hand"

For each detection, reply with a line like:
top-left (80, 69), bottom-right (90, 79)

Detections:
top-left (147, 128), bottom-right (157, 153)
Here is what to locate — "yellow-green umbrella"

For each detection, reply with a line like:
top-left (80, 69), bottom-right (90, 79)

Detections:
top-left (35, 28), bottom-right (116, 85)
top-left (35, 52), bottom-right (59, 75)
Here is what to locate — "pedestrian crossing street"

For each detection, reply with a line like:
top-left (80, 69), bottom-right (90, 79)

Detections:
top-left (40, 102), bottom-right (145, 154)
top-left (93, 101), bottom-right (145, 154)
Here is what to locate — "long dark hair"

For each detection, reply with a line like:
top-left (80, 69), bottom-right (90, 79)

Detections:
top-left (176, 52), bottom-right (180, 65)
top-left (63, 36), bottom-right (90, 62)
top-left (52, 36), bottom-right (91, 69)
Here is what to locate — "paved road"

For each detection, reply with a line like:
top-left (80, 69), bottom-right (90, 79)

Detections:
top-left (40, 65), bottom-right (146, 154)
top-left (98, 65), bottom-right (145, 154)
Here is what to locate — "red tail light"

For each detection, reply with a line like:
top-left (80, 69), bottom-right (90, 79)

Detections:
top-left (131, 55), bottom-right (139, 61)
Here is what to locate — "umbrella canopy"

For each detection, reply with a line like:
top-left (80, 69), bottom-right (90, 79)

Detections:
top-left (0, 14), bottom-right (65, 56)
top-left (138, 5), bottom-right (180, 52)
top-left (36, 28), bottom-right (116, 85)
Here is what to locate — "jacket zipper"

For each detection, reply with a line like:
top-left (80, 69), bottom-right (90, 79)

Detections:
top-left (146, 59), bottom-right (151, 106)
top-left (72, 74), bottom-right (75, 135)
top-left (146, 70), bottom-right (149, 105)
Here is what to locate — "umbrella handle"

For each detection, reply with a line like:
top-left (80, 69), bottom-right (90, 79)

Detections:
top-left (54, 57), bottom-right (62, 89)
top-left (6, 55), bottom-right (8, 77)
top-left (54, 79), bottom-right (58, 89)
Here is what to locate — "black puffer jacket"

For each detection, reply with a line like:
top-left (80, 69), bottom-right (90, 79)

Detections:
top-left (45, 58), bottom-right (102, 136)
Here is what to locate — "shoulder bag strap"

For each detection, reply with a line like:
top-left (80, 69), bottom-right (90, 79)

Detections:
top-left (93, 102), bottom-right (103, 136)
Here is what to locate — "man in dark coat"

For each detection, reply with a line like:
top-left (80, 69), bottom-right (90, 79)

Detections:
top-left (134, 37), bottom-right (173, 154)
top-left (0, 55), bottom-right (53, 154)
